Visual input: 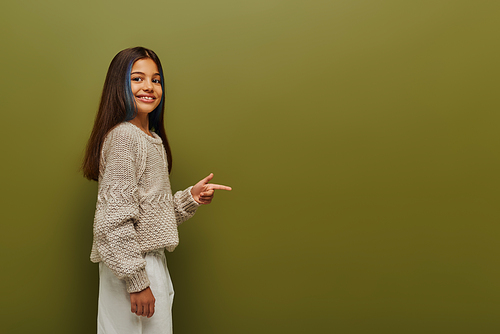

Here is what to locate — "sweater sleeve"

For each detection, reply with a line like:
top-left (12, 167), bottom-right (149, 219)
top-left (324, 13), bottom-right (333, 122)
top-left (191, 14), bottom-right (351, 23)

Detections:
top-left (93, 127), bottom-right (150, 293)
top-left (173, 186), bottom-right (201, 226)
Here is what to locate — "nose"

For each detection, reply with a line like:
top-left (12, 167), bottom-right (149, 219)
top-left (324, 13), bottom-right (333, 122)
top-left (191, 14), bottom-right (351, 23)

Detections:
top-left (143, 79), bottom-right (153, 91)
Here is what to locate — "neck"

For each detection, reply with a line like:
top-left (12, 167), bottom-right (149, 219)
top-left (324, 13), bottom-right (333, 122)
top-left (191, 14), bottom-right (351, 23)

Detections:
top-left (129, 114), bottom-right (152, 137)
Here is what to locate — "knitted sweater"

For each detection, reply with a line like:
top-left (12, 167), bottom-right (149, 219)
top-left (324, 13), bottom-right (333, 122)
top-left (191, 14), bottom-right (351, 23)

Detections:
top-left (90, 122), bottom-right (200, 293)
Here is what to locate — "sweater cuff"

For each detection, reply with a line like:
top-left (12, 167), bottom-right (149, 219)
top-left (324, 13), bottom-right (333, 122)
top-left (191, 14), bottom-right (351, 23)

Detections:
top-left (125, 267), bottom-right (150, 293)
top-left (182, 186), bottom-right (202, 211)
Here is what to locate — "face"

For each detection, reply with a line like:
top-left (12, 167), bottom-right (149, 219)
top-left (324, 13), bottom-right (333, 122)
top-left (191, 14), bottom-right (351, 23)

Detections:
top-left (130, 58), bottom-right (163, 115)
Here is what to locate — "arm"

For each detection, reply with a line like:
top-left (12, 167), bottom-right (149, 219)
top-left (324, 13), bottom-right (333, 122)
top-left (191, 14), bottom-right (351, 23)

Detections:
top-left (93, 128), bottom-right (150, 293)
top-left (173, 186), bottom-right (201, 226)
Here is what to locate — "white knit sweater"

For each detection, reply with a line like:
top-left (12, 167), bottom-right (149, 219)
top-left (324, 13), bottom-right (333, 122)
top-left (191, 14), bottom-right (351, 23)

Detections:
top-left (90, 122), bottom-right (200, 293)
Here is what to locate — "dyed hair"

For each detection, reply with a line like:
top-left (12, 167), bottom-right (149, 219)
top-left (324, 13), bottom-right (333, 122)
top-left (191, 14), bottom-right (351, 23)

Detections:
top-left (82, 47), bottom-right (172, 181)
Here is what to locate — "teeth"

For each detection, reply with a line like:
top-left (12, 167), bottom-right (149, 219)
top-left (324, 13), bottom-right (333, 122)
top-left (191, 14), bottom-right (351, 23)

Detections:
top-left (138, 96), bottom-right (154, 100)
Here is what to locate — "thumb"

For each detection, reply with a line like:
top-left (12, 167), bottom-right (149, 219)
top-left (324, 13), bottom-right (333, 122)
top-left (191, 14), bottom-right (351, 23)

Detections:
top-left (200, 173), bottom-right (214, 184)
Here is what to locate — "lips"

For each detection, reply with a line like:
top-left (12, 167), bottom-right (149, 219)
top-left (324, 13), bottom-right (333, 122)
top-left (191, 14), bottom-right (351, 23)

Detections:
top-left (136, 95), bottom-right (156, 103)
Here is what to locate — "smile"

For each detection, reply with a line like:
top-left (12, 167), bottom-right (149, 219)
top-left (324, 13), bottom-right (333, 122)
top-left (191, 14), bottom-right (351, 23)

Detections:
top-left (136, 96), bottom-right (156, 102)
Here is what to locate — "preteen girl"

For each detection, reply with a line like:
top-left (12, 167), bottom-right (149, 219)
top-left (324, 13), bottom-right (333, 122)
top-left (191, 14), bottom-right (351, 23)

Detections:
top-left (82, 46), bottom-right (231, 334)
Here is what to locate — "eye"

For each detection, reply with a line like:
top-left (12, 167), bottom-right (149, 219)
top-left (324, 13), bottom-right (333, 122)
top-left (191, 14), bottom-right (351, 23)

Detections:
top-left (131, 77), bottom-right (143, 82)
top-left (152, 78), bottom-right (161, 84)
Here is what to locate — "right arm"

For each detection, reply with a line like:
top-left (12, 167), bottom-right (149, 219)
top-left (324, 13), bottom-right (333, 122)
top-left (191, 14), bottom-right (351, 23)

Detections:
top-left (93, 127), bottom-right (150, 293)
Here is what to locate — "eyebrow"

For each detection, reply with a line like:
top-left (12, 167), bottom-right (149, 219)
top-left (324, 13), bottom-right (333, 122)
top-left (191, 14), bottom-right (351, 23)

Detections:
top-left (131, 71), bottom-right (161, 76)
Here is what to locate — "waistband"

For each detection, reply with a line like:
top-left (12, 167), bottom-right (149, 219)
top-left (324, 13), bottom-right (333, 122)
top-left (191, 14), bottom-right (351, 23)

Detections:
top-left (144, 248), bottom-right (165, 257)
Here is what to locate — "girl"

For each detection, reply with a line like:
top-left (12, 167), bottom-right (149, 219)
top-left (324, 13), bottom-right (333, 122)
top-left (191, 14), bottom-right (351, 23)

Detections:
top-left (82, 47), bottom-right (231, 334)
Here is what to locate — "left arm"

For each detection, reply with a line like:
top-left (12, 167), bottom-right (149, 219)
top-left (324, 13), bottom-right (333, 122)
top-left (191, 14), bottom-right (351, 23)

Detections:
top-left (173, 186), bottom-right (201, 225)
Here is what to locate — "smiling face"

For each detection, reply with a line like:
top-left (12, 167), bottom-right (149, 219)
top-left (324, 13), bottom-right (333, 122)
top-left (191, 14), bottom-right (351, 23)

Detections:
top-left (130, 58), bottom-right (163, 116)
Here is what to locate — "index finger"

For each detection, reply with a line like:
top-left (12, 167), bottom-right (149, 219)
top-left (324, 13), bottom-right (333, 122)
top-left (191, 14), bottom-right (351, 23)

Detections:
top-left (207, 184), bottom-right (232, 191)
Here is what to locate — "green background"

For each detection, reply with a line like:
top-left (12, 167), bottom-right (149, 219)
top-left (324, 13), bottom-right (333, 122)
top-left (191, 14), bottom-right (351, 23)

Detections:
top-left (1, 1), bottom-right (499, 333)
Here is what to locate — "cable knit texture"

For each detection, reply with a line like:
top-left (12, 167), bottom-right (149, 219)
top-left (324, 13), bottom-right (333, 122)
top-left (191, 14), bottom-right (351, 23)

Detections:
top-left (90, 122), bottom-right (200, 293)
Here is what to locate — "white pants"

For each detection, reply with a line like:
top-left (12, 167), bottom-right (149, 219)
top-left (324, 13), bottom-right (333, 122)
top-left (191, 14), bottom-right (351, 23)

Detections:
top-left (97, 250), bottom-right (174, 334)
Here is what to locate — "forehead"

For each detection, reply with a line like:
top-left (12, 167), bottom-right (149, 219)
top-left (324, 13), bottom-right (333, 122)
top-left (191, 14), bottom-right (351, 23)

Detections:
top-left (131, 58), bottom-right (159, 74)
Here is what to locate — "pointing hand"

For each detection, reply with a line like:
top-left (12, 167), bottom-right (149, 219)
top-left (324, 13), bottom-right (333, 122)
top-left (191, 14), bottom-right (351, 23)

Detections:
top-left (191, 173), bottom-right (232, 204)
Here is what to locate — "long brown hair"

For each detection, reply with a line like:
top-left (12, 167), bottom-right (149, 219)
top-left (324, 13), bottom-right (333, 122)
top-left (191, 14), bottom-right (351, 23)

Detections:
top-left (82, 47), bottom-right (172, 181)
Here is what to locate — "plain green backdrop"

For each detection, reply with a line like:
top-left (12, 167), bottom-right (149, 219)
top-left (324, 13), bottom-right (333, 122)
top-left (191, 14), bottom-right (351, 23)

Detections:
top-left (1, 1), bottom-right (499, 333)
